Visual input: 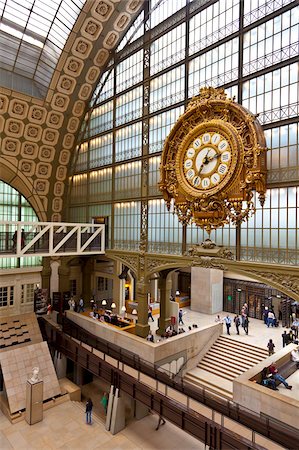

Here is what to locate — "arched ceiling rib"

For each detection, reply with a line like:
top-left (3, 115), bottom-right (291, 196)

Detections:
top-left (0, 0), bottom-right (145, 222)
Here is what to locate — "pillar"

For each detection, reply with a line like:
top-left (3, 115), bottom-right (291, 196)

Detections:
top-left (157, 272), bottom-right (171, 335)
top-left (50, 258), bottom-right (60, 300)
top-left (135, 280), bottom-right (150, 338)
top-left (41, 257), bottom-right (51, 292)
top-left (58, 258), bottom-right (70, 293)
top-left (191, 267), bottom-right (223, 314)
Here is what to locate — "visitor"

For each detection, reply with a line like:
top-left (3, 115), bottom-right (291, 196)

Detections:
top-left (260, 367), bottom-right (278, 391)
top-left (282, 330), bottom-right (289, 347)
top-left (267, 339), bottom-right (275, 356)
top-left (291, 346), bottom-right (299, 368)
top-left (148, 304), bottom-right (154, 322)
top-left (267, 310), bottom-right (275, 327)
top-left (146, 330), bottom-right (154, 342)
top-left (262, 306), bottom-right (269, 325)
top-left (215, 314), bottom-right (221, 322)
top-left (85, 398), bottom-right (93, 424)
top-left (78, 297), bottom-right (84, 313)
top-left (243, 315), bottom-right (249, 335)
top-left (12, 230), bottom-right (17, 251)
top-left (100, 392), bottom-right (109, 415)
top-left (178, 309), bottom-right (184, 325)
top-left (234, 315), bottom-right (240, 335)
top-left (268, 362), bottom-right (292, 389)
top-left (223, 315), bottom-right (232, 335)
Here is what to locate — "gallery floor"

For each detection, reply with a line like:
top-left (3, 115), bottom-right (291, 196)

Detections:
top-left (0, 307), bottom-right (295, 449)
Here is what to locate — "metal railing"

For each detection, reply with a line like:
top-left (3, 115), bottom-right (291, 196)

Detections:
top-left (0, 221), bottom-right (105, 257)
top-left (56, 315), bottom-right (299, 449)
top-left (39, 317), bottom-right (265, 450)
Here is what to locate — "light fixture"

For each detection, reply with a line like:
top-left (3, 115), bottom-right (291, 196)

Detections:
top-left (276, 295), bottom-right (281, 298)
top-left (102, 299), bottom-right (107, 306)
top-left (121, 306), bottom-right (126, 312)
top-left (132, 309), bottom-right (137, 315)
top-left (111, 302), bottom-right (116, 309)
top-left (237, 288), bottom-right (242, 292)
top-left (175, 290), bottom-right (180, 296)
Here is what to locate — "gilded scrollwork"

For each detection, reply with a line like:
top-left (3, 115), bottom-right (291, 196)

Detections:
top-left (247, 270), bottom-right (299, 297)
top-left (160, 86), bottom-right (267, 232)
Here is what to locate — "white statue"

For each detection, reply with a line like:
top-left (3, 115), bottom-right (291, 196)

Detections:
top-left (30, 366), bottom-right (40, 383)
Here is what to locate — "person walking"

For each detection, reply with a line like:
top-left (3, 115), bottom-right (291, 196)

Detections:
top-left (148, 304), bottom-right (154, 322)
top-left (234, 315), bottom-right (240, 335)
top-left (85, 398), bottom-right (93, 424)
top-left (78, 297), bottom-right (84, 313)
top-left (262, 306), bottom-right (269, 324)
top-left (100, 392), bottom-right (108, 415)
top-left (243, 315), bottom-right (249, 335)
top-left (223, 315), bottom-right (232, 335)
top-left (267, 339), bottom-right (275, 356)
top-left (281, 330), bottom-right (289, 348)
top-left (178, 309), bottom-right (184, 325)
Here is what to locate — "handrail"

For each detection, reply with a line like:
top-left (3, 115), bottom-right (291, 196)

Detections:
top-left (39, 317), bottom-right (265, 450)
top-left (56, 315), bottom-right (299, 449)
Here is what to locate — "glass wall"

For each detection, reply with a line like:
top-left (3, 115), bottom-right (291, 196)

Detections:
top-left (0, 181), bottom-right (40, 269)
top-left (69, 0), bottom-right (299, 263)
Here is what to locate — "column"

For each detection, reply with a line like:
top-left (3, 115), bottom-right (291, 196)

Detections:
top-left (191, 267), bottom-right (223, 314)
top-left (157, 272), bottom-right (171, 335)
top-left (50, 258), bottom-right (60, 300)
top-left (135, 280), bottom-right (150, 338)
top-left (58, 257), bottom-right (70, 293)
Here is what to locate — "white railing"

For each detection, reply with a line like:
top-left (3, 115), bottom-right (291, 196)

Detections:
top-left (0, 221), bottom-right (105, 258)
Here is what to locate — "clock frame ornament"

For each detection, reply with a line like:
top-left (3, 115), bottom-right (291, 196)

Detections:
top-left (159, 87), bottom-right (267, 233)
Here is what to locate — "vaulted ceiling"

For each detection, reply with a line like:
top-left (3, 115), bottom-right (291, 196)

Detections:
top-left (0, 0), bottom-right (144, 221)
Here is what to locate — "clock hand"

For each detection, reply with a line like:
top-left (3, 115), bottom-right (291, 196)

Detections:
top-left (205, 152), bottom-right (221, 163)
top-left (197, 150), bottom-right (210, 175)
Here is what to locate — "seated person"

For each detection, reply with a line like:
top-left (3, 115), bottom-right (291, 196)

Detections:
top-left (268, 362), bottom-right (292, 389)
top-left (104, 311), bottom-right (112, 322)
top-left (110, 314), bottom-right (118, 325)
top-left (146, 330), bottom-right (154, 342)
top-left (291, 345), bottom-right (299, 368)
top-left (260, 367), bottom-right (278, 390)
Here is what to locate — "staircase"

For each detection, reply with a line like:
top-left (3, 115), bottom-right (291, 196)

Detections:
top-left (184, 336), bottom-right (269, 399)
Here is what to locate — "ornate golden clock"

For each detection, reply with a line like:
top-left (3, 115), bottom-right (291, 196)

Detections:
top-left (159, 87), bottom-right (267, 232)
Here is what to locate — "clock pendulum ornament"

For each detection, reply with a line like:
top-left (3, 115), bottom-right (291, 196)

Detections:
top-left (159, 87), bottom-right (267, 233)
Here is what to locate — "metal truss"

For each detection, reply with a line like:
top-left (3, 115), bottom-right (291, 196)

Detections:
top-left (259, 102), bottom-right (299, 125)
top-left (0, 221), bottom-right (105, 258)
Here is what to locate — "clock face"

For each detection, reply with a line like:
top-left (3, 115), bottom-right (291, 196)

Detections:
top-left (182, 131), bottom-right (232, 191)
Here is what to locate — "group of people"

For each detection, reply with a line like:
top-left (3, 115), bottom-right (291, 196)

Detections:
top-left (222, 311), bottom-right (249, 335)
top-left (260, 362), bottom-right (292, 391)
top-left (85, 392), bottom-right (109, 425)
top-left (262, 306), bottom-right (279, 328)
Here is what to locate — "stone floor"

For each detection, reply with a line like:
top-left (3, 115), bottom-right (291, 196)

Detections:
top-left (0, 308), bottom-right (294, 449)
top-left (0, 401), bottom-right (205, 450)
top-left (150, 307), bottom-right (290, 353)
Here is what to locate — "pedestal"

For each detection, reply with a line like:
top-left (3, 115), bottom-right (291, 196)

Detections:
top-left (25, 380), bottom-right (43, 425)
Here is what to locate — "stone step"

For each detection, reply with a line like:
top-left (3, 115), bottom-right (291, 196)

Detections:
top-left (198, 361), bottom-right (236, 381)
top-left (211, 342), bottom-right (266, 363)
top-left (209, 346), bottom-right (263, 366)
top-left (201, 354), bottom-right (248, 373)
top-left (217, 336), bottom-right (269, 356)
top-left (184, 373), bottom-right (233, 400)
